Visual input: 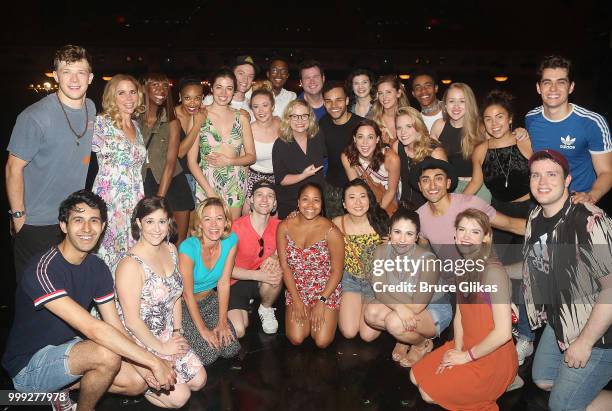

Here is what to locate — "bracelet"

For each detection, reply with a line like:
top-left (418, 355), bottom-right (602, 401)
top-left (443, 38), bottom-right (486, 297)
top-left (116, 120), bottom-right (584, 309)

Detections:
top-left (173, 328), bottom-right (184, 334)
top-left (468, 348), bottom-right (477, 361)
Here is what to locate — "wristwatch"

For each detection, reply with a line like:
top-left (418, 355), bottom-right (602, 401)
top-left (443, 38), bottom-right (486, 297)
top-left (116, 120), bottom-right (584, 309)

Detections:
top-left (318, 295), bottom-right (327, 303)
top-left (8, 210), bottom-right (25, 218)
top-left (172, 327), bottom-right (184, 335)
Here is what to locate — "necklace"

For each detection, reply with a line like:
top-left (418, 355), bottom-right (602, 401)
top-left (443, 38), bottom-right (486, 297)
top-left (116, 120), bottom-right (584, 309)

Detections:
top-left (56, 92), bottom-right (89, 146)
top-left (421, 100), bottom-right (442, 115)
top-left (492, 146), bottom-right (513, 188)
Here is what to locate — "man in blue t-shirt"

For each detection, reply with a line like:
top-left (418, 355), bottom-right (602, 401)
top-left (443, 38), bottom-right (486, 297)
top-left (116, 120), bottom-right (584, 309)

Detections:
top-left (7, 45), bottom-right (97, 280)
top-left (2, 190), bottom-right (176, 411)
top-left (525, 55), bottom-right (612, 205)
top-left (297, 59), bottom-right (326, 120)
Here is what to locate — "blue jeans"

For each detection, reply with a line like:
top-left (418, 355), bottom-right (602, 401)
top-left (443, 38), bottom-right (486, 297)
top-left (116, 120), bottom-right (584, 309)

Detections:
top-left (532, 325), bottom-right (612, 411)
top-left (13, 337), bottom-right (82, 392)
top-left (516, 291), bottom-right (535, 342)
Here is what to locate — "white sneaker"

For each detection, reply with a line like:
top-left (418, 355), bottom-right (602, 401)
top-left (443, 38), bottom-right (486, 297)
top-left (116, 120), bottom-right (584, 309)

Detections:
top-left (258, 304), bottom-right (278, 334)
top-left (516, 338), bottom-right (534, 366)
top-left (506, 375), bottom-right (524, 392)
top-left (51, 390), bottom-right (75, 411)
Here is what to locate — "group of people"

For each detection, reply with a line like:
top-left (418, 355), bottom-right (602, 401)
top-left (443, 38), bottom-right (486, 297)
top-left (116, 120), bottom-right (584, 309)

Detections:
top-left (3, 44), bottom-right (611, 411)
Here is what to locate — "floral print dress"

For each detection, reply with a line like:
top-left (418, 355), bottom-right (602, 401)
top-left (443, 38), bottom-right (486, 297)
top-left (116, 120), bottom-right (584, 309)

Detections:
top-left (284, 228), bottom-right (342, 309)
top-left (92, 115), bottom-right (146, 274)
top-left (194, 110), bottom-right (247, 208)
top-left (116, 247), bottom-right (203, 384)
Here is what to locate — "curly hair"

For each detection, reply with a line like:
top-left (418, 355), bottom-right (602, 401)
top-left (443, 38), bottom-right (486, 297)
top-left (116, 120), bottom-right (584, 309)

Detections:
top-left (279, 99), bottom-right (319, 142)
top-left (131, 196), bottom-right (176, 241)
top-left (53, 44), bottom-right (92, 71)
top-left (371, 75), bottom-right (411, 137)
top-left (58, 189), bottom-right (107, 224)
top-left (342, 179), bottom-right (389, 237)
top-left (442, 83), bottom-right (483, 159)
top-left (101, 74), bottom-right (145, 129)
top-left (396, 107), bottom-right (440, 164)
top-left (191, 198), bottom-right (233, 240)
top-left (481, 89), bottom-right (514, 119)
top-left (344, 119), bottom-right (386, 172)
top-left (537, 55), bottom-right (572, 82)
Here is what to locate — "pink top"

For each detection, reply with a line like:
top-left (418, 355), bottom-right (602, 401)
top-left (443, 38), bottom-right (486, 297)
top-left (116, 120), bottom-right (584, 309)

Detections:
top-left (417, 193), bottom-right (496, 260)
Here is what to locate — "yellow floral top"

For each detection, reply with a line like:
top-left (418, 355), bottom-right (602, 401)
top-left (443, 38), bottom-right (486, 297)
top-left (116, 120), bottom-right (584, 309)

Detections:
top-left (344, 233), bottom-right (381, 279)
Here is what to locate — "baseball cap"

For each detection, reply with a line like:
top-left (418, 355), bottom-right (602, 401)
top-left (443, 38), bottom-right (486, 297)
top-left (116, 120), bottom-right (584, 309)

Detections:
top-left (251, 180), bottom-right (276, 197)
top-left (528, 149), bottom-right (570, 176)
top-left (233, 55), bottom-right (259, 75)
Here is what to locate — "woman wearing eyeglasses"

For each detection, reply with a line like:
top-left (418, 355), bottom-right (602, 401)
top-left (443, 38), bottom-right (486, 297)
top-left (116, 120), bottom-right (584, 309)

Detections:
top-left (272, 99), bottom-right (326, 218)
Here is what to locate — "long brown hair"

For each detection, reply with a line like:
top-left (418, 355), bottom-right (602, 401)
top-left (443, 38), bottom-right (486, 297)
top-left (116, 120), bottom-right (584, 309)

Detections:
top-left (344, 119), bottom-right (386, 171)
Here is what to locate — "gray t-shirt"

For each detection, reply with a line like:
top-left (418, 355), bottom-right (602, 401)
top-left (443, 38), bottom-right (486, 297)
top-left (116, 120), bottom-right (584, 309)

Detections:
top-left (7, 94), bottom-right (96, 225)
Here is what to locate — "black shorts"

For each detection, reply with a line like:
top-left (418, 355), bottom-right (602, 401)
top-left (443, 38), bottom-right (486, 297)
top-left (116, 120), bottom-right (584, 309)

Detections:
top-left (228, 280), bottom-right (260, 311)
top-left (144, 169), bottom-right (195, 212)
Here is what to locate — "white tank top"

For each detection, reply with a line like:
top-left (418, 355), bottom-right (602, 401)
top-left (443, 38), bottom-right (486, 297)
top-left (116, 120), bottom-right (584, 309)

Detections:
top-left (250, 139), bottom-right (276, 173)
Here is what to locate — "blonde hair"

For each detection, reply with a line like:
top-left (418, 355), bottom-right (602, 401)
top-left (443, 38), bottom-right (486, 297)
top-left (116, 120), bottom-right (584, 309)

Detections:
top-left (279, 99), bottom-right (319, 142)
top-left (443, 83), bottom-right (483, 159)
top-left (190, 198), bottom-right (233, 239)
top-left (371, 75), bottom-right (410, 141)
top-left (395, 107), bottom-right (440, 163)
top-left (101, 74), bottom-right (145, 129)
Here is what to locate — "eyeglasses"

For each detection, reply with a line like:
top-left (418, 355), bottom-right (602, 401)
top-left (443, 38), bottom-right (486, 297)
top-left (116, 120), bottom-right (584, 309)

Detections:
top-left (289, 114), bottom-right (310, 121)
top-left (258, 237), bottom-right (264, 258)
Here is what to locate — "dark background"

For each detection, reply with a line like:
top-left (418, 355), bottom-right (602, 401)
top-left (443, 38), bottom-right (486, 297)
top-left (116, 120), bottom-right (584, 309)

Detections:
top-left (1, 0), bottom-right (612, 305)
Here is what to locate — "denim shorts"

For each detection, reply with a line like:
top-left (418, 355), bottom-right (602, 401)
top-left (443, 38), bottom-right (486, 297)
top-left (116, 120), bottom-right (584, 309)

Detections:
top-left (13, 337), bottom-right (82, 392)
top-left (341, 272), bottom-right (375, 299)
top-left (425, 294), bottom-right (453, 338)
top-left (532, 324), bottom-right (612, 411)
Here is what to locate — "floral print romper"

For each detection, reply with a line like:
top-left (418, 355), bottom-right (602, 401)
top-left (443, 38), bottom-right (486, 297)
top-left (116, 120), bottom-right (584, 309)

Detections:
top-left (195, 110), bottom-right (247, 208)
top-left (116, 247), bottom-right (203, 384)
top-left (284, 227), bottom-right (342, 309)
top-left (92, 115), bottom-right (146, 273)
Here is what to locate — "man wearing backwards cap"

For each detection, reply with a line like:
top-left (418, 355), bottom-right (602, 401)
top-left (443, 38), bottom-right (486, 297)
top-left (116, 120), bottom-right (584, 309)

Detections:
top-left (522, 149), bottom-right (612, 410)
top-left (228, 180), bottom-right (282, 336)
top-left (204, 55), bottom-right (258, 119)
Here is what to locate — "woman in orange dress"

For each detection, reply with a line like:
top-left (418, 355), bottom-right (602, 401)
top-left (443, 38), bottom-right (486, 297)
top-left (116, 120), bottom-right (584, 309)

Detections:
top-left (410, 208), bottom-right (517, 411)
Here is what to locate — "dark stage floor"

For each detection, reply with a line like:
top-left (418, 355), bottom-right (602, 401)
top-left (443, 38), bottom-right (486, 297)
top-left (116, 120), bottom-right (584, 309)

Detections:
top-left (1, 302), bottom-right (553, 411)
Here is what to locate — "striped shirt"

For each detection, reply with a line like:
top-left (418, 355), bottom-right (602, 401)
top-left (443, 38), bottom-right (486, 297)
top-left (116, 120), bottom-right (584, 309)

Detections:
top-left (2, 247), bottom-right (114, 377)
top-left (525, 103), bottom-right (611, 192)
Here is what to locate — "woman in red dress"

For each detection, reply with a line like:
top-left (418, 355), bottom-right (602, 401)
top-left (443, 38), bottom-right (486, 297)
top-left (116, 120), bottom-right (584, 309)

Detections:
top-left (410, 208), bottom-right (517, 411)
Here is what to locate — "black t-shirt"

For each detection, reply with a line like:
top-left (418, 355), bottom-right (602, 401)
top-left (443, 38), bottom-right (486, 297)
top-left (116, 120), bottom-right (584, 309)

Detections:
top-left (318, 113), bottom-right (363, 188)
top-left (2, 247), bottom-right (114, 377)
top-left (272, 132), bottom-right (326, 218)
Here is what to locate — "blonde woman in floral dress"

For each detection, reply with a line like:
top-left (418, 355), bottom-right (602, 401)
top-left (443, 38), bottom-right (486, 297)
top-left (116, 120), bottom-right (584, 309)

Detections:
top-left (92, 74), bottom-right (147, 273)
top-left (188, 67), bottom-right (255, 220)
top-left (115, 196), bottom-right (206, 408)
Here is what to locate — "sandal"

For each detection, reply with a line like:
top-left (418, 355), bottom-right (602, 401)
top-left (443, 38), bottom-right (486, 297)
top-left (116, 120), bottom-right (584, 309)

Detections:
top-left (400, 339), bottom-right (433, 368)
top-left (391, 342), bottom-right (409, 362)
